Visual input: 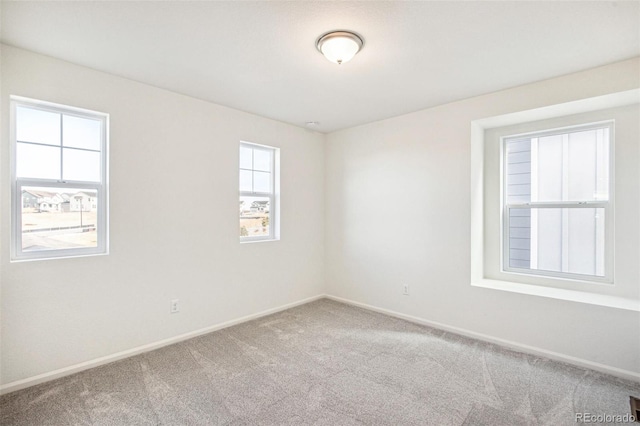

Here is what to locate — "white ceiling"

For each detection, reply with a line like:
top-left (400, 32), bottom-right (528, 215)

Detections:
top-left (2, 1), bottom-right (639, 133)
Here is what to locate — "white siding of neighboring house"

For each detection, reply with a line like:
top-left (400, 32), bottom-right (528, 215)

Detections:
top-left (506, 138), bottom-right (532, 269)
top-left (70, 193), bottom-right (97, 212)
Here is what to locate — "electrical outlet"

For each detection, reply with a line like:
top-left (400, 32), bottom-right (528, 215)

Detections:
top-left (170, 299), bottom-right (180, 313)
top-left (403, 284), bottom-right (409, 295)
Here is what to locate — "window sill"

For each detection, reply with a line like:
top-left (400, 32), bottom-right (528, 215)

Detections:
top-left (11, 251), bottom-right (109, 263)
top-left (471, 278), bottom-right (640, 312)
top-left (240, 238), bottom-right (280, 245)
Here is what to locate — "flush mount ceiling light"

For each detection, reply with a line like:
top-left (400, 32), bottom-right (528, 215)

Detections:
top-left (316, 31), bottom-right (364, 65)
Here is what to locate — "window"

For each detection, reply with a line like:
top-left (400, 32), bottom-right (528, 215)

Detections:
top-left (11, 97), bottom-right (109, 261)
top-left (503, 122), bottom-right (612, 282)
top-left (239, 142), bottom-right (278, 242)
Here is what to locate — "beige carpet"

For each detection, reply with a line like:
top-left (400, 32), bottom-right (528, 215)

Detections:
top-left (1, 299), bottom-right (638, 425)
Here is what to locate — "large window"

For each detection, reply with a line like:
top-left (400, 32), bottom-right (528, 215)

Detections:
top-left (11, 97), bottom-right (109, 261)
top-left (503, 122), bottom-right (612, 282)
top-left (239, 142), bottom-right (278, 242)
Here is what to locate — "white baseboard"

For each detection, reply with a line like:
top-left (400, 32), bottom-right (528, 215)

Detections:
top-left (325, 294), bottom-right (640, 383)
top-left (0, 294), bottom-right (325, 396)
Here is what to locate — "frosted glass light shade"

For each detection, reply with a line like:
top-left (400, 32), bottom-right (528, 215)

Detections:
top-left (316, 31), bottom-right (363, 65)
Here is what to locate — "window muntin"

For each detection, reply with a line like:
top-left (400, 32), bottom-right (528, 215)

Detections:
top-left (11, 97), bottom-right (108, 260)
top-left (503, 122), bottom-right (612, 282)
top-left (239, 142), bottom-right (277, 242)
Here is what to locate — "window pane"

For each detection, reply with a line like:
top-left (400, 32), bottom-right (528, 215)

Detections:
top-left (253, 149), bottom-right (271, 172)
top-left (16, 106), bottom-right (61, 146)
top-left (506, 127), bottom-right (609, 203)
top-left (16, 142), bottom-right (61, 179)
top-left (63, 115), bottom-right (101, 151)
top-left (240, 146), bottom-right (252, 169)
top-left (534, 135), bottom-right (563, 202)
top-left (240, 170), bottom-right (252, 192)
top-left (21, 186), bottom-right (98, 252)
top-left (63, 148), bottom-right (101, 182)
top-left (253, 171), bottom-right (271, 193)
top-left (508, 207), bottom-right (605, 277)
top-left (239, 196), bottom-right (270, 238)
top-left (567, 129), bottom-right (609, 201)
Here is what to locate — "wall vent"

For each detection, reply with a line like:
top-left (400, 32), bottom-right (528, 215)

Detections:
top-left (631, 396), bottom-right (640, 422)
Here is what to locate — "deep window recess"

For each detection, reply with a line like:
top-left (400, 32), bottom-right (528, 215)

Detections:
top-left (503, 122), bottom-right (613, 282)
top-left (239, 142), bottom-right (278, 242)
top-left (11, 97), bottom-right (109, 261)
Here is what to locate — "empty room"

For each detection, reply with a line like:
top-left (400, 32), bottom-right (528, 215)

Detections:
top-left (1, 1), bottom-right (639, 425)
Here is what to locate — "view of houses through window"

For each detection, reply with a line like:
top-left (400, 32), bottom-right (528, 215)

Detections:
top-left (239, 196), bottom-right (270, 238)
top-left (21, 187), bottom-right (98, 251)
top-left (12, 98), bottom-right (108, 260)
top-left (239, 142), bottom-right (276, 241)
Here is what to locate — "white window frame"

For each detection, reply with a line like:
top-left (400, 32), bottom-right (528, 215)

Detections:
top-left (10, 96), bottom-right (109, 261)
top-left (239, 141), bottom-right (278, 243)
top-left (501, 121), bottom-right (614, 283)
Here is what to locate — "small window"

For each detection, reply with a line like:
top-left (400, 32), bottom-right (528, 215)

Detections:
top-left (503, 122), bottom-right (613, 282)
top-left (239, 142), bottom-right (278, 242)
top-left (11, 97), bottom-right (109, 261)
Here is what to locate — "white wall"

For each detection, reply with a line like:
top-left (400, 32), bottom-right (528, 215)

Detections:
top-left (0, 45), bottom-right (325, 386)
top-left (1, 43), bottom-right (639, 390)
top-left (325, 58), bottom-right (640, 376)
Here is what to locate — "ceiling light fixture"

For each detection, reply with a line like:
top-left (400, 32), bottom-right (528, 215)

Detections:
top-left (316, 31), bottom-right (364, 65)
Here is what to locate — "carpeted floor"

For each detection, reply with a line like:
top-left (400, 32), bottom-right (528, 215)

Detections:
top-left (1, 298), bottom-right (638, 425)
